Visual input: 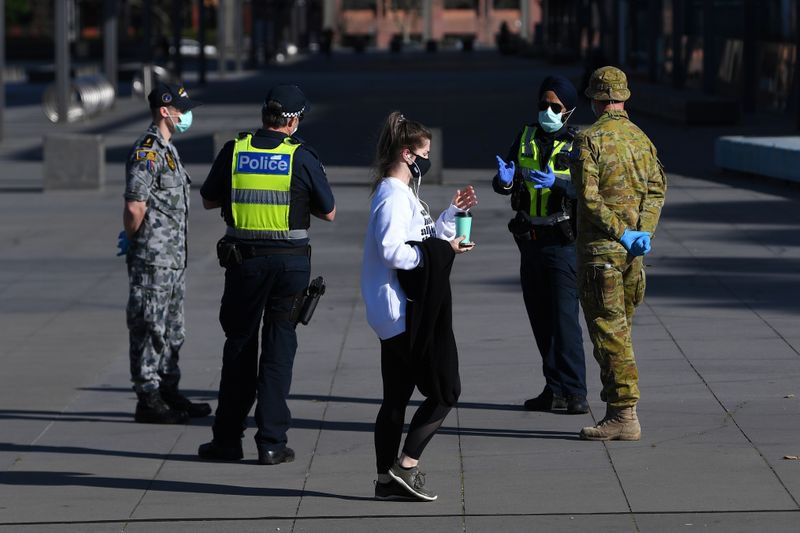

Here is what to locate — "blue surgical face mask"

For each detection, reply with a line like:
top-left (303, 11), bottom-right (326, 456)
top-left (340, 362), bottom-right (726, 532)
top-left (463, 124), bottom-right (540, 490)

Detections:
top-left (538, 107), bottom-right (564, 133)
top-left (168, 110), bottom-right (193, 133)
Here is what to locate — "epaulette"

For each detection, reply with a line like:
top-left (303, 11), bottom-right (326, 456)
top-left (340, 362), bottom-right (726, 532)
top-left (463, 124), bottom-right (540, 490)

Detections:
top-left (140, 134), bottom-right (157, 149)
top-left (237, 131), bottom-right (251, 140)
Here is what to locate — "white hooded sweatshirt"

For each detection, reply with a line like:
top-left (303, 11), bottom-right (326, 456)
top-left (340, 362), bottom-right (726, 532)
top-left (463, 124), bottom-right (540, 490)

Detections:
top-left (361, 177), bottom-right (459, 340)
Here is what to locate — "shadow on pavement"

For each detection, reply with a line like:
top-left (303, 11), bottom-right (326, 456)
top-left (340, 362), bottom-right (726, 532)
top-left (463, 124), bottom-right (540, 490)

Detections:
top-left (0, 470), bottom-right (373, 501)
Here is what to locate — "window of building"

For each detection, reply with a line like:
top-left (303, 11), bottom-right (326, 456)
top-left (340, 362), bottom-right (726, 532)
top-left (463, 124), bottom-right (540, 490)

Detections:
top-left (444, 0), bottom-right (477, 9)
top-left (342, 0), bottom-right (376, 9)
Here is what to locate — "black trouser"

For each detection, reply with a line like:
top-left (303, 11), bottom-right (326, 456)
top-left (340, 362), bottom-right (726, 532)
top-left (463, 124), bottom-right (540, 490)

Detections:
top-left (212, 253), bottom-right (310, 452)
top-left (518, 237), bottom-right (587, 398)
top-left (375, 332), bottom-right (452, 474)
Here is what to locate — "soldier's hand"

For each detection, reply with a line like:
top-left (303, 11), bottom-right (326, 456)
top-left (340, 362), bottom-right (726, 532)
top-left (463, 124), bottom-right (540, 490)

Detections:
top-left (496, 155), bottom-right (515, 186)
top-left (620, 229), bottom-right (651, 256)
top-left (117, 230), bottom-right (130, 257)
top-left (630, 233), bottom-right (651, 256)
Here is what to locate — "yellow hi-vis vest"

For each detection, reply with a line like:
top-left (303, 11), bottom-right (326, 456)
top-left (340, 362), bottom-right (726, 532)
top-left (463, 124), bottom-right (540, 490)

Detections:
top-left (517, 126), bottom-right (571, 217)
top-left (229, 134), bottom-right (304, 240)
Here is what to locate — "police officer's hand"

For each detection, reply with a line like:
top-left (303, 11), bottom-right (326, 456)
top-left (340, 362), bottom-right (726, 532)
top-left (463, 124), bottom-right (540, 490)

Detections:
top-left (450, 235), bottom-right (474, 254)
top-left (528, 165), bottom-right (555, 189)
top-left (117, 230), bottom-right (130, 257)
top-left (452, 185), bottom-right (478, 211)
top-left (495, 155), bottom-right (515, 186)
top-left (620, 229), bottom-right (651, 256)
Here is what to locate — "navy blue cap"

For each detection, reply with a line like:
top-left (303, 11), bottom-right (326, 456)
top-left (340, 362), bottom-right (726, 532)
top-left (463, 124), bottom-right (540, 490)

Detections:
top-left (264, 85), bottom-right (308, 117)
top-left (147, 82), bottom-right (201, 112)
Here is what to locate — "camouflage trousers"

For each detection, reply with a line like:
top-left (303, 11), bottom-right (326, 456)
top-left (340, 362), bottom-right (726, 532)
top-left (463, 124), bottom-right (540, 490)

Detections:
top-left (126, 261), bottom-right (185, 393)
top-left (577, 252), bottom-right (645, 408)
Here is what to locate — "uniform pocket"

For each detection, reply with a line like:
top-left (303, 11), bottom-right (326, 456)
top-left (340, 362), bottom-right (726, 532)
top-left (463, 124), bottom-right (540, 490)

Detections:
top-left (159, 173), bottom-right (181, 188)
top-left (584, 262), bottom-right (623, 310)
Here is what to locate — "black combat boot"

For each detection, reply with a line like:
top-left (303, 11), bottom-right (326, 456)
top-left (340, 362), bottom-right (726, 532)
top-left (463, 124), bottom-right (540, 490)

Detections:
top-left (160, 385), bottom-right (212, 418)
top-left (134, 390), bottom-right (189, 424)
top-left (523, 386), bottom-right (566, 411)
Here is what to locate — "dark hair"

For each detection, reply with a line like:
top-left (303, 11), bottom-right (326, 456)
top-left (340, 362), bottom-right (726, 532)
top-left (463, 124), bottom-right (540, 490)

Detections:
top-left (371, 111), bottom-right (431, 194)
top-left (262, 100), bottom-right (291, 129)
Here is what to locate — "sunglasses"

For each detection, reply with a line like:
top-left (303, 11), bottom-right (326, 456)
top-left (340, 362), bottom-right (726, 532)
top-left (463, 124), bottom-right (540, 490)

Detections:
top-left (538, 101), bottom-right (564, 113)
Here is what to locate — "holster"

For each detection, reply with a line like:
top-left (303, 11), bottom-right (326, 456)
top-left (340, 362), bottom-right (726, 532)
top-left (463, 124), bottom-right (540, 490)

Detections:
top-left (216, 239), bottom-right (242, 268)
top-left (508, 211), bottom-right (533, 240)
top-left (265, 276), bottom-right (326, 326)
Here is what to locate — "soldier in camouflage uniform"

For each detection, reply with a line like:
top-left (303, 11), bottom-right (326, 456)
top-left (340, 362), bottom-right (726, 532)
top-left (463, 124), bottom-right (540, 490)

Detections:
top-left (121, 82), bottom-right (211, 424)
top-left (570, 67), bottom-right (667, 441)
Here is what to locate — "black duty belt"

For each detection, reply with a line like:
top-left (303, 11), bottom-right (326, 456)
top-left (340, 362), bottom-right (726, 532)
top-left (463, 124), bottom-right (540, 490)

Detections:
top-left (239, 244), bottom-right (310, 259)
top-left (528, 225), bottom-right (560, 241)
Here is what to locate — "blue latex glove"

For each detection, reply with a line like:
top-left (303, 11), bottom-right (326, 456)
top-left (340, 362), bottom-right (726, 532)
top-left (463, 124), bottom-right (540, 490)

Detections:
top-left (630, 233), bottom-right (652, 256)
top-left (619, 229), bottom-right (651, 256)
top-left (117, 230), bottom-right (129, 257)
top-left (528, 165), bottom-right (555, 189)
top-left (496, 155), bottom-right (515, 186)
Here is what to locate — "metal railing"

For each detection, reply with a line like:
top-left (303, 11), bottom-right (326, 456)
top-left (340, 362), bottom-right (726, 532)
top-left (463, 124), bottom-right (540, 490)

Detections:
top-left (43, 74), bottom-right (116, 123)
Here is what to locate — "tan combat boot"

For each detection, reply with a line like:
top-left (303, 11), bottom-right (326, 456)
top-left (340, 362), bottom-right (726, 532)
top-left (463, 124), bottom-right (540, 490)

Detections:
top-left (579, 405), bottom-right (641, 441)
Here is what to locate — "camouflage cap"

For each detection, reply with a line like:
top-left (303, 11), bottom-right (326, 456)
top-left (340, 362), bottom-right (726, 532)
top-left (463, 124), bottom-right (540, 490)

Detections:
top-left (585, 66), bottom-right (631, 102)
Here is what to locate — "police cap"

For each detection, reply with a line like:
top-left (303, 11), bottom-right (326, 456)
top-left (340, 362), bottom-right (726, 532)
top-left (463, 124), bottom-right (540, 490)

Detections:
top-left (584, 66), bottom-right (631, 102)
top-left (147, 82), bottom-right (202, 112)
top-left (264, 85), bottom-right (309, 118)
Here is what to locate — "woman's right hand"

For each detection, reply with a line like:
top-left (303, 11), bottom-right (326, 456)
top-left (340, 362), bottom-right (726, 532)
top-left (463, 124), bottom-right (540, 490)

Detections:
top-left (450, 235), bottom-right (475, 254)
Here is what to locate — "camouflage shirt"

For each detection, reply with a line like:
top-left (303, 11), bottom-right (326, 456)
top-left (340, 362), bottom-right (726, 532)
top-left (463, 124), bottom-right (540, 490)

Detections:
top-left (570, 110), bottom-right (666, 255)
top-left (124, 124), bottom-right (190, 269)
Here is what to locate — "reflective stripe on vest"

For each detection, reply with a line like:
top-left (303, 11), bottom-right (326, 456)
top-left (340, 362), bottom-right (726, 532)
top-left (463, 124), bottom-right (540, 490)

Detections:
top-left (230, 134), bottom-right (301, 240)
top-left (517, 125), bottom-right (571, 217)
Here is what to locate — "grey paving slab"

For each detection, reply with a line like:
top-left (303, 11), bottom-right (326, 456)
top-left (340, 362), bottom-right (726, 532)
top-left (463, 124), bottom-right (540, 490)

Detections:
top-left (292, 516), bottom-right (465, 533)
top-left (467, 515), bottom-right (638, 533)
top-left (633, 511), bottom-right (800, 533)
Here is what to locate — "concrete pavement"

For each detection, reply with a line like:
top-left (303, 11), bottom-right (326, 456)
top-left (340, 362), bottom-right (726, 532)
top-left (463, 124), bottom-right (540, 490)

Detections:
top-left (0, 52), bottom-right (799, 532)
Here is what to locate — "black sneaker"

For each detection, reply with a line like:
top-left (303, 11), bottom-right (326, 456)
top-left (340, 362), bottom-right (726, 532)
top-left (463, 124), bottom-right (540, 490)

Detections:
top-left (566, 395), bottom-right (590, 414)
top-left (134, 390), bottom-right (189, 424)
top-left (523, 387), bottom-right (566, 411)
top-left (388, 462), bottom-right (437, 502)
top-left (374, 478), bottom-right (418, 501)
top-left (160, 387), bottom-right (212, 418)
top-left (198, 440), bottom-right (244, 461)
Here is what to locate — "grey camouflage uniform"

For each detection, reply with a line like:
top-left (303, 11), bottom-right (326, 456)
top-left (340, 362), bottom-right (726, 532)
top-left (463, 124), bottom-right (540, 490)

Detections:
top-left (124, 124), bottom-right (190, 393)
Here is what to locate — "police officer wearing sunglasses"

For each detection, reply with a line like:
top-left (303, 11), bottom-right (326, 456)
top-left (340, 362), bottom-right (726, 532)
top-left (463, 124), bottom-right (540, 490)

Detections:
top-left (198, 85), bottom-right (335, 465)
top-left (493, 76), bottom-right (588, 415)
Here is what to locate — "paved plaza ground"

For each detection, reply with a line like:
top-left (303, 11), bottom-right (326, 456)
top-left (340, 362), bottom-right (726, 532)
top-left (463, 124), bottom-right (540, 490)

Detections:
top-left (0, 52), bottom-right (798, 532)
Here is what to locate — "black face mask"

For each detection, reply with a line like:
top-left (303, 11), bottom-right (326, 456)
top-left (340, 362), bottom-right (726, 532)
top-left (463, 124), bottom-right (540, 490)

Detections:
top-left (408, 154), bottom-right (431, 180)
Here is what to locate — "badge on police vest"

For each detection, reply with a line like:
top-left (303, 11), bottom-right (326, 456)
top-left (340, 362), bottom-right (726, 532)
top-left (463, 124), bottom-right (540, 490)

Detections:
top-left (135, 150), bottom-right (157, 161)
top-left (165, 152), bottom-right (176, 171)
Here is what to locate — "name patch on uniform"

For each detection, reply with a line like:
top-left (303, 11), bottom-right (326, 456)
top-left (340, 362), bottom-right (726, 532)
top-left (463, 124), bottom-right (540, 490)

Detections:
top-left (135, 150), bottom-right (157, 161)
top-left (236, 152), bottom-right (290, 175)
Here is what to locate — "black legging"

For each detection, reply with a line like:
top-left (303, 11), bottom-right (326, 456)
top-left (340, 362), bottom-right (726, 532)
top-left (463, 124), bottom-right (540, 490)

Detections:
top-left (374, 332), bottom-right (453, 474)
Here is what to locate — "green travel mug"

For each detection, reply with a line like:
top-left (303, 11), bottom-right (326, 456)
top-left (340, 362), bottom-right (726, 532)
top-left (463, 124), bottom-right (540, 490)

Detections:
top-left (455, 211), bottom-right (473, 246)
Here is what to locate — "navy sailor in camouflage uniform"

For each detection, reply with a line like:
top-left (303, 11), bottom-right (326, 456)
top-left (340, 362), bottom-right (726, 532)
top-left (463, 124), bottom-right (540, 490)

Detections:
top-left (119, 82), bottom-right (211, 424)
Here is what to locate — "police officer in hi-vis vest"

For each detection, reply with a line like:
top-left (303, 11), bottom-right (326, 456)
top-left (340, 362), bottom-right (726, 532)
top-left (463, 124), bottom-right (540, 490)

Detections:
top-left (198, 85), bottom-right (336, 465)
top-left (493, 76), bottom-right (589, 415)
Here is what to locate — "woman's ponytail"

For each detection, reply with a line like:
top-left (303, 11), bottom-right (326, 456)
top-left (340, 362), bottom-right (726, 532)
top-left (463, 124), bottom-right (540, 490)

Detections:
top-left (371, 111), bottom-right (431, 194)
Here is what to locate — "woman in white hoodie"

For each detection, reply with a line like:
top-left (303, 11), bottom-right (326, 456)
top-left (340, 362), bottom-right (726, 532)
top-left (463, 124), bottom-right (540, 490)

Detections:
top-left (361, 111), bottom-right (477, 502)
